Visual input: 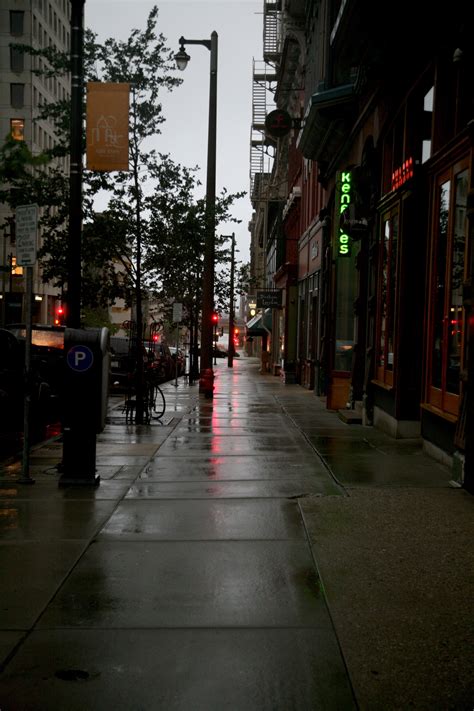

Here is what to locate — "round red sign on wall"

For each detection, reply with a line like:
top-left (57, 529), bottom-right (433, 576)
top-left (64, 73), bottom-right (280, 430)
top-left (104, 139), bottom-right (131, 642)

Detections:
top-left (265, 109), bottom-right (292, 137)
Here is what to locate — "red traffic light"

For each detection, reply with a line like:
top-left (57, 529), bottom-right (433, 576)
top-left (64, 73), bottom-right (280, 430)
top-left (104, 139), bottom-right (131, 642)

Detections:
top-left (211, 313), bottom-right (218, 323)
top-left (55, 305), bottom-right (65, 325)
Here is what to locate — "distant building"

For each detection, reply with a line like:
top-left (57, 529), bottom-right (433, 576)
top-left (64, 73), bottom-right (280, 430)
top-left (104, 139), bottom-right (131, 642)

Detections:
top-left (0, 0), bottom-right (70, 324)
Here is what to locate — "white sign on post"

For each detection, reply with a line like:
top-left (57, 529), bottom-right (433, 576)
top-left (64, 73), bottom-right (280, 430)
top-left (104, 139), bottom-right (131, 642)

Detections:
top-left (16, 204), bottom-right (38, 266)
top-left (173, 302), bottom-right (183, 323)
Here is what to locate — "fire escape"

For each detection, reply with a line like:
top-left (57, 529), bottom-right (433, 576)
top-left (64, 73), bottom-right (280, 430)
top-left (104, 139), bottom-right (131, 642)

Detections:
top-left (249, 1), bottom-right (281, 201)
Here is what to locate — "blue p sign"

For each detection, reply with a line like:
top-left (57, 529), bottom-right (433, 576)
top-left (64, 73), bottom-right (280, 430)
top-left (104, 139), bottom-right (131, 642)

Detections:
top-left (67, 345), bottom-right (94, 372)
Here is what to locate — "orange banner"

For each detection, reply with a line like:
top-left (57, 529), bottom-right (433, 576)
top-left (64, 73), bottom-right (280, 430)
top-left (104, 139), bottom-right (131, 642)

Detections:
top-left (86, 83), bottom-right (130, 171)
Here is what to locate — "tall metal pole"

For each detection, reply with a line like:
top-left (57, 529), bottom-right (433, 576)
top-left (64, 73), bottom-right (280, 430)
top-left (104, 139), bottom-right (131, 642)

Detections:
top-left (67, 0), bottom-right (84, 329)
top-left (174, 33), bottom-right (218, 394)
top-left (199, 31), bottom-right (218, 390)
top-left (227, 232), bottom-right (235, 368)
top-left (131, 87), bottom-right (145, 424)
top-left (19, 266), bottom-right (34, 484)
top-left (60, 0), bottom-right (99, 488)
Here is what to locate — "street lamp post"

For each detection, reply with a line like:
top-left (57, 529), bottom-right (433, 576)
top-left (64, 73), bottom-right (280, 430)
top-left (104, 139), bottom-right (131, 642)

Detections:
top-left (175, 32), bottom-right (218, 396)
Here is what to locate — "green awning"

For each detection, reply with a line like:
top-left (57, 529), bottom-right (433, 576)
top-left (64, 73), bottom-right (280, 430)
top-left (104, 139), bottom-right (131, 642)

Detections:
top-left (246, 309), bottom-right (272, 336)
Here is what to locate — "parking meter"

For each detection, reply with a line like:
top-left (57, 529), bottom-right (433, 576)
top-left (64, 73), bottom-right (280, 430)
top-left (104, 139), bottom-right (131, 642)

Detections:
top-left (59, 327), bottom-right (110, 486)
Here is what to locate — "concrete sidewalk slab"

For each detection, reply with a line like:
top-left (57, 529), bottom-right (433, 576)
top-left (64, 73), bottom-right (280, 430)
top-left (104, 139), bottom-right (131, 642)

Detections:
top-left (0, 356), bottom-right (471, 710)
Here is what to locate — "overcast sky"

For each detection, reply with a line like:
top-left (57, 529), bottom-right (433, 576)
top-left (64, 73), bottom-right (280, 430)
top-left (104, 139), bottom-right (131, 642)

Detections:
top-left (85, 0), bottom-right (264, 264)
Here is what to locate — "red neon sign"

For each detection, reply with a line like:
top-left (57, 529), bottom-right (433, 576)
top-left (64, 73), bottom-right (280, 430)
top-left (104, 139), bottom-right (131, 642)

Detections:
top-left (391, 157), bottom-right (414, 191)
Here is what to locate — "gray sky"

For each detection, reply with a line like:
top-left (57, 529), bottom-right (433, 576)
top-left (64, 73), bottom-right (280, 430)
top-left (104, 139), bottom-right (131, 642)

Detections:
top-left (85, 0), bottom-right (263, 264)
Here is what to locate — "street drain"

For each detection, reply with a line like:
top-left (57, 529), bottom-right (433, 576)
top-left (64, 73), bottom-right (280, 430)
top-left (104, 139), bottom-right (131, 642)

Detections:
top-left (55, 669), bottom-right (90, 681)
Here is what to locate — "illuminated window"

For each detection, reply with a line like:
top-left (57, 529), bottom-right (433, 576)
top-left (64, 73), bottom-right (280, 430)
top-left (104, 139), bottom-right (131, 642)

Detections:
top-left (11, 257), bottom-right (24, 276)
top-left (10, 119), bottom-right (25, 141)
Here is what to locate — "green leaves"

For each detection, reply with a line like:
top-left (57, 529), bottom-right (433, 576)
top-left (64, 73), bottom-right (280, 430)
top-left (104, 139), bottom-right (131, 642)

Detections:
top-left (1, 4), bottom-right (247, 330)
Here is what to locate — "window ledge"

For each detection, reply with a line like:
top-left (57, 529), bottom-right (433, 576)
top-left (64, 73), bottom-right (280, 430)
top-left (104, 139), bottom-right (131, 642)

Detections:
top-left (420, 403), bottom-right (458, 424)
top-left (371, 378), bottom-right (393, 392)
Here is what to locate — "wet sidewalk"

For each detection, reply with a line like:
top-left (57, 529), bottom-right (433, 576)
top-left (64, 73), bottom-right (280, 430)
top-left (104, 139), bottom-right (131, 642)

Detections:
top-left (0, 356), bottom-right (472, 710)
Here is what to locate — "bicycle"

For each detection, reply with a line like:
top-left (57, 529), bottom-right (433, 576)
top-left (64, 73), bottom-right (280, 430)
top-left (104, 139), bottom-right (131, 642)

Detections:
top-left (123, 365), bottom-right (166, 424)
top-left (146, 370), bottom-right (166, 420)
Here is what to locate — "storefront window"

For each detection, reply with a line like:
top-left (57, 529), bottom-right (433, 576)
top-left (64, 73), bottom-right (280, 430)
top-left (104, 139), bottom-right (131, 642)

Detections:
top-left (431, 180), bottom-right (449, 389)
top-left (428, 162), bottom-right (468, 415)
top-left (334, 256), bottom-right (356, 371)
top-left (376, 208), bottom-right (398, 384)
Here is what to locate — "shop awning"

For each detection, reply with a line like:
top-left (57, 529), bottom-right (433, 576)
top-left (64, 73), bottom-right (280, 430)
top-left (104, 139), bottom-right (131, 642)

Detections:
top-left (246, 309), bottom-right (272, 336)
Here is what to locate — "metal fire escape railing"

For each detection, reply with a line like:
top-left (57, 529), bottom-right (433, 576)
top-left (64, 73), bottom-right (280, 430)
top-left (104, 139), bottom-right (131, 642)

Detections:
top-left (249, 3), bottom-right (281, 200)
top-left (263, 0), bottom-right (281, 64)
top-left (250, 60), bottom-right (277, 199)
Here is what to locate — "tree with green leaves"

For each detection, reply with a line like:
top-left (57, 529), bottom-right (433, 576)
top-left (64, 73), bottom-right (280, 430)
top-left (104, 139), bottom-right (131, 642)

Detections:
top-left (1, 4), bottom-right (247, 416)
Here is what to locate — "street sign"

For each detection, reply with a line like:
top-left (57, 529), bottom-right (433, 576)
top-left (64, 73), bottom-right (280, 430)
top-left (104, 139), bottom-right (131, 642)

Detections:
top-left (173, 302), bottom-right (183, 323)
top-left (16, 204), bottom-right (38, 267)
top-left (265, 109), bottom-right (292, 138)
top-left (256, 290), bottom-right (282, 308)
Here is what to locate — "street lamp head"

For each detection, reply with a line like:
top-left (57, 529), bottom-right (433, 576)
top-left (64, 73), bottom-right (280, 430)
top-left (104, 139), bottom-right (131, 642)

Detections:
top-left (174, 41), bottom-right (191, 71)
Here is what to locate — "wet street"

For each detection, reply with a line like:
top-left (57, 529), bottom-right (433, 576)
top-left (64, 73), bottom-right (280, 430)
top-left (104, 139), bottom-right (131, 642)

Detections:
top-left (1, 356), bottom-right (472, 710)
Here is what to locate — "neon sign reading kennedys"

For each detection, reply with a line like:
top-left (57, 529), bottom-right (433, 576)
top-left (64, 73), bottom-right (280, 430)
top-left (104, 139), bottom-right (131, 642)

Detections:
top-left (337, 171), bottom-right (352, 257)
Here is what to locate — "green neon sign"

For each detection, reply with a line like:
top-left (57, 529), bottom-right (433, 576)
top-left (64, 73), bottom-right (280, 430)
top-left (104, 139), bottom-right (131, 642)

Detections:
top-left (337, 171), bottom-right (352, 257)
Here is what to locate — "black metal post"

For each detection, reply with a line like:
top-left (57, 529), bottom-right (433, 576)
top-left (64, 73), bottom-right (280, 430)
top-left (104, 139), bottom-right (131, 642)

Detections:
top-left (60, 0), bottom-right (99, 488)
top-left (227, 232), bottom-right (235, 368)
top-left (131, 88), bottom-right (145, 424)
top-left (176, 33), bottom-right (218, 394)
top-left (67, 0), bottom-right (84, 329)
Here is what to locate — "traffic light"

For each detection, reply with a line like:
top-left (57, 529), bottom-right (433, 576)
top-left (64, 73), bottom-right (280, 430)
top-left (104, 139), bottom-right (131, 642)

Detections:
top-left (54, 305), bottom-right (65, 326)
top-left (234, 327), bottom-right (239, 336)
top-left (211, 312), bottom-right (218, 324)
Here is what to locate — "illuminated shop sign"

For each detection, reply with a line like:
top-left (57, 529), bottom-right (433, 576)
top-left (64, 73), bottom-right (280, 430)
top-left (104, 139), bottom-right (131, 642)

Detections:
top-left (336, 170), bottom-right (352, 257)
top-left (391, 157), bottom-right (414, 191)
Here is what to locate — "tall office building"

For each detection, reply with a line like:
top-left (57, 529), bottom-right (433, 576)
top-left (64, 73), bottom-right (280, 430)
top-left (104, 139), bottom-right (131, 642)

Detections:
top-left (0, 0), bottom-right (70, 324)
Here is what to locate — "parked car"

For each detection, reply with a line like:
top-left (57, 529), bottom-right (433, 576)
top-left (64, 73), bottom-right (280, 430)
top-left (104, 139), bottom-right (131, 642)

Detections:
top-left (1, 325), bottom-right (65, 435)
top-left (214, 345), bottom-right (240, 358)
top-left (169, 346), bottom-right (186, 376)
top-left (109, 336), bottom-right (134, 390)
top-left (151, 343), bottom-right (173, 381)
top-left (196, 345), bottom-right (241, 358)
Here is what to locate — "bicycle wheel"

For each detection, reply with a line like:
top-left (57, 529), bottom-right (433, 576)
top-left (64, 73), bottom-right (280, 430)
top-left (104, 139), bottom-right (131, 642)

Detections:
top-left (151, 383), bottom-right (166, 419)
